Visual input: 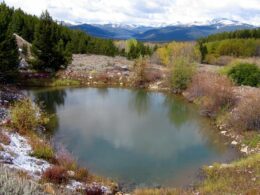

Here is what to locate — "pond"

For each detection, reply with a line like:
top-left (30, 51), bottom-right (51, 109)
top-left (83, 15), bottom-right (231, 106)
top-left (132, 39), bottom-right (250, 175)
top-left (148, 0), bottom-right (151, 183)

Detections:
top-left (25, 87), bottom-right (239, 190)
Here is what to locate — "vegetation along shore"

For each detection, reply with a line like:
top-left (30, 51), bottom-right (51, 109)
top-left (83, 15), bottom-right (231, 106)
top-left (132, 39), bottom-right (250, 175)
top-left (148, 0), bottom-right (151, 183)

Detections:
top-left (0, 2), bottom-right (260, 195)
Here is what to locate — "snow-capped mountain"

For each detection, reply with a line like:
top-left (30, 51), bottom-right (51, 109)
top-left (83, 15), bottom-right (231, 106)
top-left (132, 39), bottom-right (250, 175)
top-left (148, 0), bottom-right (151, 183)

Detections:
top-left (69, 18), bottom-right (257, 42)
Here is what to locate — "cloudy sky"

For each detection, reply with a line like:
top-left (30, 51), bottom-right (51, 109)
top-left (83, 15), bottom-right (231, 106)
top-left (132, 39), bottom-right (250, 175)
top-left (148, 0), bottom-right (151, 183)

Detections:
top-left (2, 0), bottom-right (260, 26)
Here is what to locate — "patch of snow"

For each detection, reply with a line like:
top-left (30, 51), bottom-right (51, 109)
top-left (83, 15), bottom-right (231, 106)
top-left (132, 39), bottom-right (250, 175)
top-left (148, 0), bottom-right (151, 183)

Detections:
top-left (220, 131), bottom-right (227, 135)
top-left (241, 146), bottom-right (248, 154)
top-left (85, 182), bottom-right (112, 194)
top-left (0, 132), bottom-right (50, 177)
top-left (66, 180), bottom-right (85, 190)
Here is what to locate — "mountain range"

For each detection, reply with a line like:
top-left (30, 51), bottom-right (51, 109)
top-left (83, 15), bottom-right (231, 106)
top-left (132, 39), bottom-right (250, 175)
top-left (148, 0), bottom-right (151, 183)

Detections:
top-left (69, 18), bottom-right (257, 42)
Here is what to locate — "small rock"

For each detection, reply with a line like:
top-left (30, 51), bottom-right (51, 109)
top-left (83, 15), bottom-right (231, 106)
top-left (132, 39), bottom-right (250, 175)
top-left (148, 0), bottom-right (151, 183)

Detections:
top-left (44, 183), bottom-right (56, 195)
top-left (241, 146), bottom-right (248, 154)
top-left (220, 131), bottom-right (227, 135)
top-left (221, 163), bottom-right (229, 168)
top-left (0, 152), bottom-right (13, 164)
top-left (231, 141), bottom-right (238, 145)
top-left (67, 170), bottom-right (75, 177)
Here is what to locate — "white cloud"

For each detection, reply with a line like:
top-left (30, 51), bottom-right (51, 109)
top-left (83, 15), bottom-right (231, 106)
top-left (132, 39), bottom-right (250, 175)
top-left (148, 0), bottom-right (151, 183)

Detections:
top-left (1, 0), bottom-right (260, 26)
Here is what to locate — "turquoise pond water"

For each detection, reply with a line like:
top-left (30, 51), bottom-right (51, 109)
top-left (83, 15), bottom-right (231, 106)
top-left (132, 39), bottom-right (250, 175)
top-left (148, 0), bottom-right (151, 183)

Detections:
top-left (25, 87), bottom-right (239, 189)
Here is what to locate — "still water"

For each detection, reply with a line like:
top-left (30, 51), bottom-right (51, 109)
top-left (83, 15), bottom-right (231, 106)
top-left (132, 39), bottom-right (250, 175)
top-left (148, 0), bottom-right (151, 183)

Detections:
top-left (26, 87), bottom-right (239, 189)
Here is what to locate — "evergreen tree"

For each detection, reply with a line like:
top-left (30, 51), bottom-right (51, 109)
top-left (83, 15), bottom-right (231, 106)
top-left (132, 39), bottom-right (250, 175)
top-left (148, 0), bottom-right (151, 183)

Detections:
top-left (0, 2), bottom-right (19, 81)
top-left (32, 11), bottom-right (71, 71)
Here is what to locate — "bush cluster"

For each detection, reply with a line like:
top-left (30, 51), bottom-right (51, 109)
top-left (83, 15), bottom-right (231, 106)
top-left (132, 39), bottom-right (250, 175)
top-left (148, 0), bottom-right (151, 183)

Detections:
top-left (227, 63), bottom-right (260, 87)
top-left (30, 138), bottom-right (54, 161)
top-left (228, 91), bottom-right (260, 131)
top-left (41, 149), bottom-right (89, 184)
top-left (42, 166), bottom-right (68, 184)
top-left (171, 58), bottom-right (196, 92)
top-left (10, 99), bottom-right (41, 133)
top-left (186, 72), bottom-right (236, 117)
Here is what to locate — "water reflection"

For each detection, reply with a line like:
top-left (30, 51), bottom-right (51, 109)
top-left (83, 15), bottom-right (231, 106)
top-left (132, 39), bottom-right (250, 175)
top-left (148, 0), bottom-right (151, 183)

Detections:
top-left (163, 95), bottom-right (191, 128)
top-left (96, 88), bottom-right (109, 98)
top-left (129, 89), bottom-right (151, 116)
top-left (27, 88), bottom-right (67, 133)
top-left (26, 88), bottom-right (239, 188)
top-left (33, 89), bottom-right (67, 113)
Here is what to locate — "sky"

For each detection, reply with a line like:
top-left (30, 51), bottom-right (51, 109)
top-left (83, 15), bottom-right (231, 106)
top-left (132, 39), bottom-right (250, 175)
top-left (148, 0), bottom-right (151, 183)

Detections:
top-left (2, 0), bottom-right (260, 26)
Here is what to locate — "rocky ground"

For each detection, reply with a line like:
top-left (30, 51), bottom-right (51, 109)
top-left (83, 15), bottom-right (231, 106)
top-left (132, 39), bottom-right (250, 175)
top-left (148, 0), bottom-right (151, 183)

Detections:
top-left (57, 54), bottom-right (168, 90)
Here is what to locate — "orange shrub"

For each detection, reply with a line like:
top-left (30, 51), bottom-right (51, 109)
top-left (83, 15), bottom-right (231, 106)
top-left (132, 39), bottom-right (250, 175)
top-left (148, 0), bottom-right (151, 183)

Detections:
top-left (186, 72), bottom-right (236, 117)
top-left (42, 165), bottom-right (68, 184)
top-left (143, 68), bottom-right (163, 83)
top-left (228, 91), bottom-right (260, 131)
top-left (75, 167), bottom-right (89, 182)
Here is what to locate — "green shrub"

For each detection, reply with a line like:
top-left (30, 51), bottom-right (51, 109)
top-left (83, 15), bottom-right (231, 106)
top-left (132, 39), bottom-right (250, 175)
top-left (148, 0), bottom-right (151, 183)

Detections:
top-left (171, 58), bottom-right (196, 92)
top-left (11, 99), bottom-right (40, 133)
top-left (227, 63), bottom-right (260, 86)
top-left (29, 134), bottom-right (54, 161)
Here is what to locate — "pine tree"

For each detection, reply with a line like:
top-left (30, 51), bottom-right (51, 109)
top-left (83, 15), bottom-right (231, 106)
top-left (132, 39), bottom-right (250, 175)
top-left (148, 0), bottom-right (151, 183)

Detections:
top-left (0, 2), bottom-right (19, 81)
top-left (32, 11), bottom-right (71, 71)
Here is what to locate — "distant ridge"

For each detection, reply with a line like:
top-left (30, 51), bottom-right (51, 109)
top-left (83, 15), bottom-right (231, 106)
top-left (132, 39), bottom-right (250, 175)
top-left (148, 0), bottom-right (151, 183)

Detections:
top-left (69, 18), bottom-right (256, 42)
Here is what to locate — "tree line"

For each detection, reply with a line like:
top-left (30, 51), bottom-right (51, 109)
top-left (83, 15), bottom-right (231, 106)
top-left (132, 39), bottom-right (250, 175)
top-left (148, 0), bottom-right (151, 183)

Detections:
top-left (199, 28), bottom-right (260, 43)
top-left (198, 28), bottom-right (260, 62)
top-left (0, 2), bottom-right (153, 80)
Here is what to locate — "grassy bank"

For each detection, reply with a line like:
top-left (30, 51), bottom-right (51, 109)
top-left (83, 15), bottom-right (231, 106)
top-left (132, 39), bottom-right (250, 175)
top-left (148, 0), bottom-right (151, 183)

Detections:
top-left (19, 78), bottom-right (81, 87)
top-left (134, 154), bottom-right (260, 194)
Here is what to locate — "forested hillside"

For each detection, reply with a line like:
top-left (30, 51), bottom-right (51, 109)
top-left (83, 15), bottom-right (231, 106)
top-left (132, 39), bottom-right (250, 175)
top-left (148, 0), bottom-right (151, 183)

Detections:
top-left (0, 2), bottom-right (153, 80)
top-left (198, 28), bottom-right (260, 63)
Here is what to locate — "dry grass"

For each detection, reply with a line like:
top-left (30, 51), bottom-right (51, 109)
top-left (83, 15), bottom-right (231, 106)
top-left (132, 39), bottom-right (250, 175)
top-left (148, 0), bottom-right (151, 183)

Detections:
top-left (55, 148), bottom-right (89, 182)
top-left (228, 91), bottom-right (260, 131)
top-left (143, 68), bottom-right (163, 83)
top-left (74, 168), bottom-right (89, 182)
top-left (27, 133), bottom-right (54, 161)
top-left (0, 165), bottom-right (46, 195)
top-left (133, 188), bottom-right (190, 195)
top-left (0, 130), bottom-right (11, 145)
top-left (55, 149), bottom-right (77, 171)
top-left (42, 165), bottom-right (68, 184)
top-left (199, 154), bottom-right (260, 194)
top-left (186, 72), bottom-right (236, 117)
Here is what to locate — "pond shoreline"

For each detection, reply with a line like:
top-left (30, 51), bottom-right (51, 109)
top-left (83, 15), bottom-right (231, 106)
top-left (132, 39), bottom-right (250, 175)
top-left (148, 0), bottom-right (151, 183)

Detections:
top-left (1, 71), bottom-right (260, 194)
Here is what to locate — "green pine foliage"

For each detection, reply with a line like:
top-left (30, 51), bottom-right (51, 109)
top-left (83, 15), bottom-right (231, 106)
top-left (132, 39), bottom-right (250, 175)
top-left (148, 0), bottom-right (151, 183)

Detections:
top-left (126, 39), bottom-right (152, 60)
top-left (200, 28), bottom-right (260, 43)
top-left (0, 2), bottom-right (19, 81)
top-left (0, 2), bottom-right (122, 72)
top-left (31, 11), bottom-right (71, 70)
